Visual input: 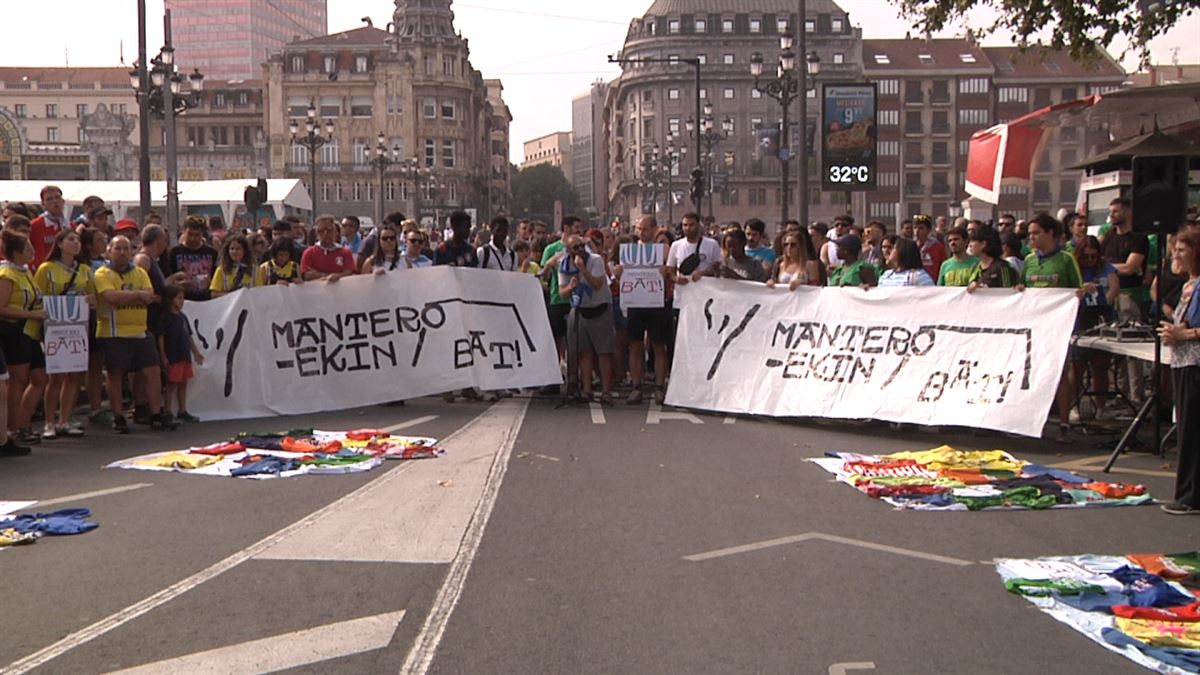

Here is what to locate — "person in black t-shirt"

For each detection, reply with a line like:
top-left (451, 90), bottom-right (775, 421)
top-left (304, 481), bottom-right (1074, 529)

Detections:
top-left (1100, 197), bottom-right (1149, 320)
top-left (164, 215), bottom-right (219, 301)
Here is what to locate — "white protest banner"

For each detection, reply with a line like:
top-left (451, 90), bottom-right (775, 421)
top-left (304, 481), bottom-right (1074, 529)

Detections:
top-left (42, 295), bottom-right (90, 374)
top-left (618, 242), bottom-right (666, 309)
top-left (187, 267), bottom-right (561, 421)
top-left (666, 281), bottom-right (1079, 437)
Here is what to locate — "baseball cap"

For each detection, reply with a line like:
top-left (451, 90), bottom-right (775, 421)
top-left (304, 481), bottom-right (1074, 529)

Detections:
top-left (837, 234), bottom-right (862, 256)
top-left (114, 218), bottom-right (139, 233)
top-left (89, 206), bottom-right (114, 218)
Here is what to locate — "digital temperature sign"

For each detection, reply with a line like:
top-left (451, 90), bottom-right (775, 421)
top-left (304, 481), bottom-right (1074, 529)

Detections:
top-left (821, 83), bottom-right (878, 192)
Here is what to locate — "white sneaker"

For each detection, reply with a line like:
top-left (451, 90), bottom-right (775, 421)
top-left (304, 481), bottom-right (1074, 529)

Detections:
top-left (1068, 409), bottom-right (1082, 424)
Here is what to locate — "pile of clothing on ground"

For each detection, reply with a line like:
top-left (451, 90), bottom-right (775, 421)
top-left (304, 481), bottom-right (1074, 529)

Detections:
top-left (997, 553), bottom-right (1200, 673)
top-left (108, 428), bottom-right (444, 479)
top-left (0, 506), bottom-right (99, 549)
top-left (810, 445), bottom-right (1153, 510)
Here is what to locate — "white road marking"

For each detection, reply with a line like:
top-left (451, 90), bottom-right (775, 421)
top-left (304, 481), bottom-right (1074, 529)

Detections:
top-left (33, 483), bottom-right (153, 509)
top-left (646, 403), bottom-right (704, 425)
top-left (723, 415), bottom-right (737, 425)
top-left (829, 662), bottom-right (876, 675)
top-left (0, 410), bottom-right (473, 675)
top-left (400, 398), bottom-right (530, 675)
top-left (258, 401), bottom-right (525, 564)
top-left (589, 402), bottom-right (606, 425)
top-left (104, 610), bottom-right (405, 675)
top-left (382, 415), bottom-right (439, 433)
top-left (683, 531), bottom-right (974, 567)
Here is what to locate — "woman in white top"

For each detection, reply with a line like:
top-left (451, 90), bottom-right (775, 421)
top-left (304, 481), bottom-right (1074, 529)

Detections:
top-left (877, 237), bottom-right (935, 287)
top-left (766, 229), bottom-right (823, 290)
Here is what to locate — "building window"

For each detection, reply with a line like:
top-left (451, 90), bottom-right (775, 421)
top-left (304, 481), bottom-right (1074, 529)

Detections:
top-left (878, 172), bottom-right (898, 187)
top-left (442, 140), bottom-right (456, 168)
top-left (291, 145), bottom-right (309, 165)
top-left (353, 139), bottom-right (369, 165)
top-left (878, 110), bottom-right (898, 126)
top-left (778, 19), bottom-right (789, 33)
top-left (695, 18), bottom-right (707, 33)
top-left (349, 96), bottom-right (372, 117)
top-left (321, 183), bottom-right (330, 202)
top-left (47, 127), bottom-right (59, 142)
top-left (878, 79), bottom-right (899, 96)
top-left (723, 87), bottom-right (735, 100)
top-left (696, 54), bottom-right (707, 65)
top-left (115, 103), bottom-right (128, 114)
top-left (668, 88), bottom-right (680, 100)
top-left (46, 104), bottom-right (58, 118)
top-left (352, 182), bottom-right (362, 201)
top-left (749, 18), bottom-right (762, 33)
top-left (751, 88), bottom-right (762, 99)
top-left (386, 181), bottom-right (396, 200)
top-left (324, 56), bottom-right (337, 74)
top-left (321, 140), bottom-right (339, 166)
top-left (668, 19), bottom-right (680, 34)
top-left (423, 97), bottom-right (437, 119)
top-left (237, 92), bottom-right (249, 106)
top-left (353, 55), bottom-right (368, 74)
top-left (722, 53), bottom-right (735, 65)
top-left (932, 110), bottom-right (949, 133)
top-left (699, 88), bottom-right (707, 99)
top-left (959, 140), bottom-right (970, 155)
top-left (879, 140), bottom-right (898, 156)
top-left (423, 56), bottom-right (434, 76)
top-left (722, 18), bottom-right (733, 33)
top-left (998, 86), bottom-right (1028, 103)
top-left (668, 117), bottom-right (680, 135)
top-left (667, 54), bottom-right (680, 64)
top-left (75, 103), bottom-right (88, 118)
top-left (959, 78), bottom-right (989, 95)
top-left (958, 109), bottom-right (989, 125)
top-left (425, 139), bottom-right (436, 167)
top-left (319, 96), bottom-right (339, 117)
top-left (805, 19), bottom-right (815, 32)
top-left (14, 104), bottom-right (26, 118)
top-left (388, 94), bottom-right (404, 115)
top-left (833, 53), bottom-right (844, 64)
top-left (443, 56), bottom-right (456, 78)
top-left (287, 96), bottom-right (308, 118)
top-left (441, 99), bottom-right (456, 119)
top-left (290, 55), bottom-right (304, 73)
top-left (832, 17), bottom-right (844, 32)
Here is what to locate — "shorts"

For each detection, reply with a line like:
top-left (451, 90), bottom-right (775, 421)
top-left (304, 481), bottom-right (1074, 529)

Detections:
top-left (626, 305), bottom-right (674, 344)
top-left (0, 328), bottom-right (45, 369)
top-left (567, 304), bottom-right (616, 355)
top-left (548, 302), bottom-right (570, 340)
top-left (0, 342), bottom-right (7, 381)
top-left (99, 336), bottom-right (160, 372)
top-left (166, 360), bottom-right (194, 384)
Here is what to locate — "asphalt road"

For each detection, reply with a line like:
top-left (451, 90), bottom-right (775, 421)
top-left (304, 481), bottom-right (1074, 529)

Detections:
top-left (1, 396), bottom-right (1194, 674)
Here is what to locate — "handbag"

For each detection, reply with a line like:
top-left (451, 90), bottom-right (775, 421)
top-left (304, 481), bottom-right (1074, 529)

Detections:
top-left (678, 242), bottom-right (702, 276)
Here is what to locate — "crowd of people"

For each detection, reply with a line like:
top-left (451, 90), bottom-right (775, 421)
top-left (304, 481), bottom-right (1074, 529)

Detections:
top-left (1, 183), bottom-right (1197, 517)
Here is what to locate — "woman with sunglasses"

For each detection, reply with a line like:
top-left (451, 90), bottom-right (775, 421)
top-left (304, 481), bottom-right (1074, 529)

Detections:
top-left (362, 224), bottom-right (402, 274)
top-left (766, 229), bottom-right (823, 290)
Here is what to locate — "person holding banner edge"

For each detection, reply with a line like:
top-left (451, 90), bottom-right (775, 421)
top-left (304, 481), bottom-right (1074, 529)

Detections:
top-left (1158, 228), bottom-right (1200, 515)
top-left (616, 216), bottom-right (672, 405)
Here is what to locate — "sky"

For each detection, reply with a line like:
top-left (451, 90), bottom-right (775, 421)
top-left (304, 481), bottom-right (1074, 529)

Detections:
top-left (3, 1), bottom-right (1198, 163)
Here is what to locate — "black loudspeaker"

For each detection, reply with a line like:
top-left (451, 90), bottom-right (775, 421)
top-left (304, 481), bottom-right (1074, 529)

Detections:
top-left (1132, 154), bottom-right (1188, 234)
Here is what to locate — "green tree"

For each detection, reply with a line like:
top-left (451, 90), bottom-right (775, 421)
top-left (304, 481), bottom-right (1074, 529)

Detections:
top-left (511, 164), bottom-right (580, 223)
top-left (898, 0), bottom-right (1198, 62)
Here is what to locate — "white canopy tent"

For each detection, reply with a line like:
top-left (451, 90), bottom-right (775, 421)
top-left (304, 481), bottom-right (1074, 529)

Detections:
top-left (0, 178), bottom-right (312, 229)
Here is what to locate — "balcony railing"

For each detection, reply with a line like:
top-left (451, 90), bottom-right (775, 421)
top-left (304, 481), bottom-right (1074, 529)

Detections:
top-left (931, 122), bottom-right (951, 135)
top-left (904, 124), bottom-right (924, 136)
top-left (930, 153), bottom-right (950, 166)
top-left (904, 153), bottom-right (925, 166)
top-left (904, 184), bottom-right (926, 196)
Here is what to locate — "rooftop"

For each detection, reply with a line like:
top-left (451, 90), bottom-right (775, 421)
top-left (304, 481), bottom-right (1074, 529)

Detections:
top-left (983, 46), bottom-right (1124, 79)
top-left (644, 0), bottom-right (847, 15)
top-left (862, 38), bottom-right (990, 71)
top-left (286, 26), bottom-right (389, 49)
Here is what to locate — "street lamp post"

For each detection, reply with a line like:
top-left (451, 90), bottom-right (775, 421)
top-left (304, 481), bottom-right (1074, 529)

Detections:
top-left (289, 102), bottom-right (335, 219)
top-left (397, 157), bottom-right (431, 223)
top-left (686, 102), bottom-right (732, 221)
top-left (751, 37), bottom-right (819, 227)
top-left (129, 9), bottom-right (204, 242)
top-left (368, 132), bottom-right (401, 226)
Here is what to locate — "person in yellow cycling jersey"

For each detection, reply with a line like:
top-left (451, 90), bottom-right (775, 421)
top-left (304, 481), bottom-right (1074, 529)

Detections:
top-left (257, 239), bottom-right (302, 286)
top-left (33, 229), bottom-right (95, 439)
top-left (0, 229), bottom-right (49, 446)
top-left (210, 234), bottom-right (257, 297)
top-left (94, 235), bottom-right (176, 434)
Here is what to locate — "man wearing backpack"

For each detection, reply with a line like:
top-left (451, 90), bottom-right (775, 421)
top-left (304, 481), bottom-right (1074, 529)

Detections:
top-left (478, 216), bottom-right (517, 272)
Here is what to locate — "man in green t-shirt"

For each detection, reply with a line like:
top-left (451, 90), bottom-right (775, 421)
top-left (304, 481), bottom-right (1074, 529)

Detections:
top-left (937, 227), bottom-right (979, 287)
top-left (539, 215), bottom-right (584, 384)
top-left (1020, 213), bottom-right (1082, 442)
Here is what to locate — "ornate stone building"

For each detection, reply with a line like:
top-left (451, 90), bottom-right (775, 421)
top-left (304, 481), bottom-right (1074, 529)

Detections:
top-left (146, 80), bottom-right (268, 182)
top-left (263, 0), bottom-right (510, 224)
top-left (606, 0), bottom-right (863, 226)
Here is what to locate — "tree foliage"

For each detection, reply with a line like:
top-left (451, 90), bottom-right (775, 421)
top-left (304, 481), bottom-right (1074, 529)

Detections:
top-left (898, 0), bottom-right (1199, 63)
top-left (510, 163), bottom-right (580, 223)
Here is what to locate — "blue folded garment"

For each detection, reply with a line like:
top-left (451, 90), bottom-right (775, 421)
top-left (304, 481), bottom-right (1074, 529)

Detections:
top-left (0, 507), bottom-right (99, 535)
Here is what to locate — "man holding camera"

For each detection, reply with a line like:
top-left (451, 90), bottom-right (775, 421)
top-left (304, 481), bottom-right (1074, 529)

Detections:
top-left (559, 234), bottom-right (615, 403)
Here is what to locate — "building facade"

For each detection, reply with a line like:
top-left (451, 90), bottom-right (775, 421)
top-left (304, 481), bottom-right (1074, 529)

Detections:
top-left (571, 82), bottom-right (610, 218)
top-left (522, 131), bottom-right (572, 171)
top-left (605, 0), bottom-right (863, 226)
top-left (485, 79), bottom-right (513, 218)
top-left (0, 67), bottom-right (138, 180)
top-left (166, 0), bottom-right (327, 82)
top-left (860, 38), bottom-right (1125, 226)
top-left (146, 80), bottom-right (268, 183)
top-left (264, 1), bottom-right (509, 225)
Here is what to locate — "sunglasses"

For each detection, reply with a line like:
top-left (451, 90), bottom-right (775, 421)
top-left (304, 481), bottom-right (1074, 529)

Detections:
top-left (380, 235), bottom-right (397, 241)
top-left (407, 237), bottom-right (423, 243)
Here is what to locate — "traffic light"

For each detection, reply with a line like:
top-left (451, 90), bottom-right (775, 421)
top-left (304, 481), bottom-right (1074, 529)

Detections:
top-left (689, 167), bottom-right (705, 206)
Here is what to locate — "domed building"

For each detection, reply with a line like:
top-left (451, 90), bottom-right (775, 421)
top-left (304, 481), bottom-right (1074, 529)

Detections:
top-left (604, 0), bottom-right (862, 228)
